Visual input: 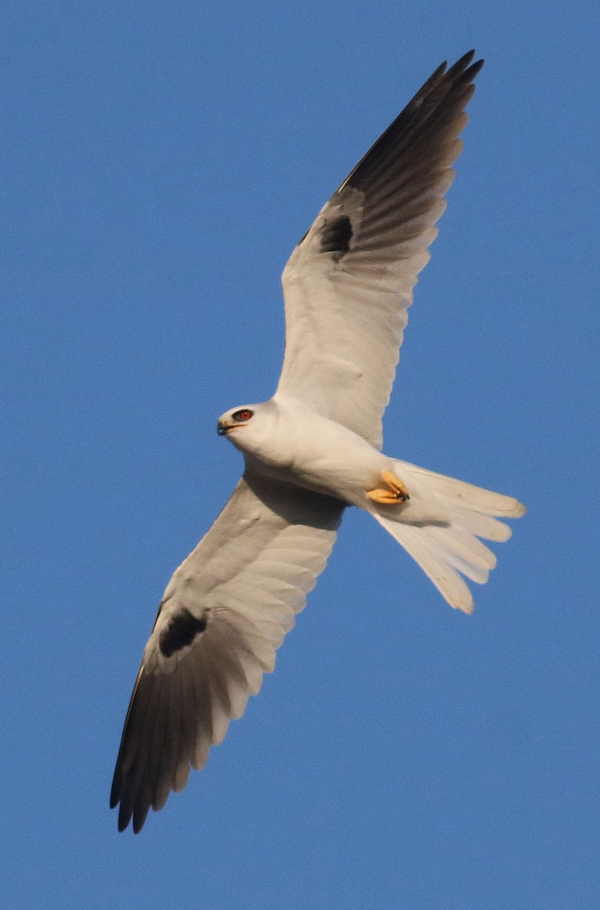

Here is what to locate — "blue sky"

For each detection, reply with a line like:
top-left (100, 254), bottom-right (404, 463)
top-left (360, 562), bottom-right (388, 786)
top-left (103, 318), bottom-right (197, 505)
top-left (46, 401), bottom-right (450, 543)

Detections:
top-left (2, 1), bottom-right (599, 907)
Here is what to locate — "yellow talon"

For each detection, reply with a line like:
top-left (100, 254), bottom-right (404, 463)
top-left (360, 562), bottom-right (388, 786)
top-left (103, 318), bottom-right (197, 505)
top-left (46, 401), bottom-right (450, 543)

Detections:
top-left (366, 470), bottom-right (409, 505)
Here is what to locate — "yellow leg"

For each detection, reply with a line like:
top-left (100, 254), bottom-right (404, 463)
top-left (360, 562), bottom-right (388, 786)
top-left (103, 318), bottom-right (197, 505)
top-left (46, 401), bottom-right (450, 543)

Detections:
top-left (366, 470), bottom-right (410, 505)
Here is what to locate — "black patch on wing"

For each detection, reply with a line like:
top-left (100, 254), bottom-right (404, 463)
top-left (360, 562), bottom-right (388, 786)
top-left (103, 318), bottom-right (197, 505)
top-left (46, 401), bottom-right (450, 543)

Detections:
top-left (159, 608), bottom-right (207, 657)
top-left (320, 215), bottom-right (353, 258)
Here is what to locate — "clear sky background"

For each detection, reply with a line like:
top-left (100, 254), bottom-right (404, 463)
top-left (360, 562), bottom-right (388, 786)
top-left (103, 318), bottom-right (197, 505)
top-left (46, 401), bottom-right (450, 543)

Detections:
top-left (2, 1), bottom-right (599, 908)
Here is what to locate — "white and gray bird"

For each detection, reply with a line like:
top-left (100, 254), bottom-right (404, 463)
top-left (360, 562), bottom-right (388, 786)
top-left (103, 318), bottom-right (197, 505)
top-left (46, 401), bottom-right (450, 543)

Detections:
top-left (111, 51), bottom-right (524, 832)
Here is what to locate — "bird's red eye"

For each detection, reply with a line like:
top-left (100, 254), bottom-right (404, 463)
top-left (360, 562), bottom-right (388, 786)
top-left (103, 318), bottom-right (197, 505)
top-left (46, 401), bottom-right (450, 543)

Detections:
top-left (232, 408), bottom-right (254, 422)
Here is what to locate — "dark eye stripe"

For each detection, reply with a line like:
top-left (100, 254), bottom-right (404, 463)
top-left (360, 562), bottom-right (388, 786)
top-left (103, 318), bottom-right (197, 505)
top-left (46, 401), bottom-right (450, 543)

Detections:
top-left (232, 408), bottom-right (253, 422)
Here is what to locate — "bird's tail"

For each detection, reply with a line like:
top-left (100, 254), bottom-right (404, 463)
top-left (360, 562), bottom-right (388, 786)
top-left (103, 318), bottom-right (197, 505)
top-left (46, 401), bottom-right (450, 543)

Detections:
top-left (370, 460), bottom-right (525, 614)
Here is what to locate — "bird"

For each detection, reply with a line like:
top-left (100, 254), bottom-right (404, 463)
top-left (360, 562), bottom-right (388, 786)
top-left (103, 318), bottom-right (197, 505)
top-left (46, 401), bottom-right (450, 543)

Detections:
top-left (110, 50), bottom-right (524, 833)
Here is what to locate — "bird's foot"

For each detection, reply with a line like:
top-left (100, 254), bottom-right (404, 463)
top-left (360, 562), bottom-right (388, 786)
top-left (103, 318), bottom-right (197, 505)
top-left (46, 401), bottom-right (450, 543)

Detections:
top-left (366, 470), bottom-right (410, 505)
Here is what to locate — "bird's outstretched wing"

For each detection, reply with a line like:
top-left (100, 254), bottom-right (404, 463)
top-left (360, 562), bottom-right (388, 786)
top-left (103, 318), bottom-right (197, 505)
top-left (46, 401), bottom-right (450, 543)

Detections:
top-left (277, 51), bottom-right (483, 449)
top-left (111, 474), bottom-right (343, 832)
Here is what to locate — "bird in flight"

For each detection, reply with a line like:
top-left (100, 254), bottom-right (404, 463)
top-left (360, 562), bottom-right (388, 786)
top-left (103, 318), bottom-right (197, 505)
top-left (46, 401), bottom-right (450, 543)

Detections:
top-left (111, 51), bottom-right (524, 832)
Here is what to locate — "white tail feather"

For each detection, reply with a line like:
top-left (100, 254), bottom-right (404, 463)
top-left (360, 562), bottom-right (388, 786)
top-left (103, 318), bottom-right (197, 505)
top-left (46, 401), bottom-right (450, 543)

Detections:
top-left (399, 462), bottom-right (525, 517)
top-left (370, 460), bottom-right (525, 613)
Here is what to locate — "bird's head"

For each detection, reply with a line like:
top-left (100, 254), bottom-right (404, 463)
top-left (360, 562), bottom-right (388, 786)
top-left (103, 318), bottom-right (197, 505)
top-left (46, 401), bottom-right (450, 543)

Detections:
top-left (217, 405), bottom-right (255, 437)
top-left (216, 401), bottom-right (279, 456)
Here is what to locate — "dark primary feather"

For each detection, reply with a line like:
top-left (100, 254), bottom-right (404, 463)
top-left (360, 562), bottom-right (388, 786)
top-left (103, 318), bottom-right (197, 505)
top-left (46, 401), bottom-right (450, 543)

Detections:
top-left (340, 51), bottom-right (483, 256)
top-left (338, 50), bottom-right (483, 197)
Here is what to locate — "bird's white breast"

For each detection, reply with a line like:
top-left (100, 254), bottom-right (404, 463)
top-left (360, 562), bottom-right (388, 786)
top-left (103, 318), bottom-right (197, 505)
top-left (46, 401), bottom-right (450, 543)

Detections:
top-left (235, 396), bottom-right (390, 505)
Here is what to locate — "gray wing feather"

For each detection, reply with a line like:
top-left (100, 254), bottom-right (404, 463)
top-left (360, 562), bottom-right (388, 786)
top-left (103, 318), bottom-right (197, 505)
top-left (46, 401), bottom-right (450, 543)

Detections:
top-left (111, 474), bottom-right (343, 832)
top-left (277, 51), bottom-right (483, 448)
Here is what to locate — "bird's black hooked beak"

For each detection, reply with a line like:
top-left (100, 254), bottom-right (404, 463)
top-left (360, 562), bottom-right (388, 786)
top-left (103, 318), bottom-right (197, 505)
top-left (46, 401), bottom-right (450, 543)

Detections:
top-left (217, 420), bottom-right (229, 436)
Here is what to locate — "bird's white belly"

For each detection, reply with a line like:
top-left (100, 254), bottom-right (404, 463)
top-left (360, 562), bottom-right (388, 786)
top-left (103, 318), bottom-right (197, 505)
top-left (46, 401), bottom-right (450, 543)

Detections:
top-left (242, 405), bottom-right (391, 506)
